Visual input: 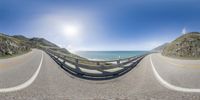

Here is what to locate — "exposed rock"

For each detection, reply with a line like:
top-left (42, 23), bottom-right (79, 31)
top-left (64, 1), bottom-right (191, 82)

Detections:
top-left (162, 32), bottom-right (200, 59)
top-left (0, 33), bottom-right (70, 57)
top-left (0, 33), bottom-right (30, 56)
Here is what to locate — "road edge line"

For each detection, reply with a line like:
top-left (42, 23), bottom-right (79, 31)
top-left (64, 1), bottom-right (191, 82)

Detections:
top-left (150, 55), bottom-right (200, 93)
top-left (0, 51), bottom-right (44, 93)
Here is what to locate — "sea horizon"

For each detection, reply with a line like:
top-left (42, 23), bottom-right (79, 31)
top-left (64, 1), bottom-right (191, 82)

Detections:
top-left (74, 51), bottom-right (149, 61)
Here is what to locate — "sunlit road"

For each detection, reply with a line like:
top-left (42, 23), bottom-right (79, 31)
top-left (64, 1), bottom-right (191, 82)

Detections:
top-left (0, 49), bottom-right (200, 100)
top-left (151, 54), bottom-right (200, 91)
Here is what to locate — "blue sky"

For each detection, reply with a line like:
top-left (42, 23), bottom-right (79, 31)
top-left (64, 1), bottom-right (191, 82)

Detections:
top-left (0, 0), bottom-right (200, 51)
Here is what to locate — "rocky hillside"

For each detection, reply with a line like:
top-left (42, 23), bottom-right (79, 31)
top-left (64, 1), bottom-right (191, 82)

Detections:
top-left (0, 33), bottom-right (30, 56)
top-left (0, 33), bottom-right (70, 57)
top-left (151, 43), bottom-right (169, 53)
top-left (162, 32), bottom-right (200, 59)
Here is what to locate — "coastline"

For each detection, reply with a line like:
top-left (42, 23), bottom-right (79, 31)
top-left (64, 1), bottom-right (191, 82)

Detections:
top-left (75, 51), bottom-right (149, 61)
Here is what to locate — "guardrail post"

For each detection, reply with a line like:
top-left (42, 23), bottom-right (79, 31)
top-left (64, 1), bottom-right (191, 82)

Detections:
top-left (75, 59), bottom-right (79, 66)
top-left (97, 62), bottom-right (100, 65)
top-left (117, 60), bottom-right (120, 64)
top-left (62, 60), bottom-right (65, 65)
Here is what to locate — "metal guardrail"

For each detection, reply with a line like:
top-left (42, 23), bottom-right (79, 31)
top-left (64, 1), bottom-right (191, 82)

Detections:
top-left (46, 49), bottom-right (148, 80)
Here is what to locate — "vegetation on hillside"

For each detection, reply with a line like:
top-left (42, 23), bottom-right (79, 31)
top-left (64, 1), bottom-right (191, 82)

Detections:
top-left (0, 33), bottom-right (30, 57)
top-left (0, 33), bottom-right (71, 58)
top-left (162, 32), bottom-right (200, 59)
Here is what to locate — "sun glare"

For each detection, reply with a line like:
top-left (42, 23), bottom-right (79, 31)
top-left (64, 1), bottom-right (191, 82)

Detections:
top-left (62, 24), bottom-right (80, 37)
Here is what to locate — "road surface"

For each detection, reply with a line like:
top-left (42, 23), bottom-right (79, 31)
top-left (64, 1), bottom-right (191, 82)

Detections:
top-left (0, 49), bottom-right (200, 100)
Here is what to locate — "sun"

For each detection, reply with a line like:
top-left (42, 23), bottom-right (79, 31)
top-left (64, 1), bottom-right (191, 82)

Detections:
top-left (62, 24), bottom-right (80, 37)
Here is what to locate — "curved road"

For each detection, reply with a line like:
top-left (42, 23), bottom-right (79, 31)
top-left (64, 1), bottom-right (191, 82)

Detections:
top-left (0, 49), bottom-right (199, 100)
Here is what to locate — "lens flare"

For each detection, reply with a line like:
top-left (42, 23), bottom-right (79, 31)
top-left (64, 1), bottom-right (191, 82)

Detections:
top-left (62, 24), bottom-right (80, 37)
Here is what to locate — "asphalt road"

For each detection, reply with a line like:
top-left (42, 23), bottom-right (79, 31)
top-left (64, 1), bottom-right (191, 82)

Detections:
top-left (0, 49), bottom-right (200, 100)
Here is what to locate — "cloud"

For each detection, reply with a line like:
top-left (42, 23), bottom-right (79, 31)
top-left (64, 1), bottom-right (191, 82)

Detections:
top-left (182, 27), bottom-right (187, 34)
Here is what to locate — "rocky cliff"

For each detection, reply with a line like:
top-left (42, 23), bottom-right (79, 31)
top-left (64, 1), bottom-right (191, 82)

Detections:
top-left (162, 32), bottom-right (200, 59)
top-left (0, 33), bottom-right (69, 57)
top-left (0, 33), bottom-right (30, 56)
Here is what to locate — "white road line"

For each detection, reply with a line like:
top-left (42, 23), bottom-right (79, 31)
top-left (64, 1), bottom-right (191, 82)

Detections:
top-left (0, 51), bottom-right (44, 93)
top-left (150, 55), bottom-right (200, 93)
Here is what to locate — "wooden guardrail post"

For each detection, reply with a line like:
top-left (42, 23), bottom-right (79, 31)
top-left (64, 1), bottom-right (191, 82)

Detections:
top-left (117, 60), bottom-right (120, 65)
top-left (62, 60), bottom-right (66, 65)
top-left (97, 62), bottom-right (100, 65)
top-left (75, 59), bottom-right (79, 66)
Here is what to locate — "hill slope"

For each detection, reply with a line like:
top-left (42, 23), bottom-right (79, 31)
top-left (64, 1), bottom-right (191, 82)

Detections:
top-left (151, 43), bottom-right (169, 53)
top-left (162, 32), bottom-right (200, 59)
top-left (29, 38), bottom-right (59, 48)
top-left (0, 33), bottom-right (30, 56)
top-left (0, 33), bottom-right (70, 57)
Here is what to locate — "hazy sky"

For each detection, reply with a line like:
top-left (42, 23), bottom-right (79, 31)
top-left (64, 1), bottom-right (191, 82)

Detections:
top-left (0, 0), bottom-right (200, 51)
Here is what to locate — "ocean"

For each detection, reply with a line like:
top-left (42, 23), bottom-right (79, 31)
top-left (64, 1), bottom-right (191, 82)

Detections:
top-left (74, 51), bottom-right (149, 61)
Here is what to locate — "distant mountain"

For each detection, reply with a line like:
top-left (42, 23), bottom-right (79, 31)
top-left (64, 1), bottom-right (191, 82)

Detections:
top-left (0, 33), bottom-right (69, 57)
top-left (29, 38), bottom-right (58, 47)
top-left (162, 32), bottom-right (200, 59)
top-left (151, 43), bottom-right (169, 53)
top-left (13, 35), bottom-right (29, 41)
